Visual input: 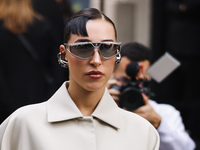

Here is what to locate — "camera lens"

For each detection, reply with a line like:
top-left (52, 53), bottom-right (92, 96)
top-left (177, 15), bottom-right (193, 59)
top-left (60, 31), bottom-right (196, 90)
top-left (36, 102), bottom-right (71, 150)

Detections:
top-left (119, 87), bottom-right (144, 111)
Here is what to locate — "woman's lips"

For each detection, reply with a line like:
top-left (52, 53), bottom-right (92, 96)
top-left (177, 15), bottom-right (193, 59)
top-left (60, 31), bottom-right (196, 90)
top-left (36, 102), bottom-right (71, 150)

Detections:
top-left (86, 71), bottom-right (104, 79)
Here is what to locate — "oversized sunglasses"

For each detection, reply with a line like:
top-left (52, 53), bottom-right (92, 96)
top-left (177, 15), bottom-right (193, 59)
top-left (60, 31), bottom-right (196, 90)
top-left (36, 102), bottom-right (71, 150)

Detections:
top-left (64, 42), bottom-right (121, 60)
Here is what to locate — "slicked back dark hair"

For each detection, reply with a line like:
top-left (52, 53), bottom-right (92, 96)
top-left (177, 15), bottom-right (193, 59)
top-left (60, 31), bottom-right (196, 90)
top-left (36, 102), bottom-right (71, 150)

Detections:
top-left (121, 42), bottom-right (152, 63)
top-left (64, 8), bottom-right (117, 43)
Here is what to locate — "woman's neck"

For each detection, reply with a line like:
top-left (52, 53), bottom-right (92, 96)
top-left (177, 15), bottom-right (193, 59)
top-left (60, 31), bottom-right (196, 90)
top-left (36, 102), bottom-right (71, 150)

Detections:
top-left (66, 82), bottom-right (105, 116)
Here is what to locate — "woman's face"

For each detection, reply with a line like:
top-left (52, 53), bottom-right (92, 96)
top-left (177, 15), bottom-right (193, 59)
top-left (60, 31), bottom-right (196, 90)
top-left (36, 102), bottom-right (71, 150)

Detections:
top-left (65, 19), bottom-right (117, 92)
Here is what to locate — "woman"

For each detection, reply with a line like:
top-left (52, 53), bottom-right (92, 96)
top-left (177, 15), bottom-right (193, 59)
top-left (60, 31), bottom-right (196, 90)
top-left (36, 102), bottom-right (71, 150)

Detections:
top-left (0, 8), bottom-right (160, 150)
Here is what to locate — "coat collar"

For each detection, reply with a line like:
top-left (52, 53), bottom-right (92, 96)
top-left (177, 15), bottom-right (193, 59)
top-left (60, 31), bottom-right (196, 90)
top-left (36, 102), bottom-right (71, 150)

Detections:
top-left (47, 82), bottom-right (121, 129)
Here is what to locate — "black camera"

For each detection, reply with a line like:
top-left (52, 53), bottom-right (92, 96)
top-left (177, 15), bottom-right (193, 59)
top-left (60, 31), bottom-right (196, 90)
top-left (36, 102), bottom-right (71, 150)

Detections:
top-left (111, 62), bottom-right (153, 111)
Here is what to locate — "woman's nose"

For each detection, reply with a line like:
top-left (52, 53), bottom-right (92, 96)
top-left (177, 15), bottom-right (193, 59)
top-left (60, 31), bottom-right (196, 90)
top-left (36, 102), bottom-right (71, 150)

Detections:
top-left (90, 48), bottom-right (102, 66)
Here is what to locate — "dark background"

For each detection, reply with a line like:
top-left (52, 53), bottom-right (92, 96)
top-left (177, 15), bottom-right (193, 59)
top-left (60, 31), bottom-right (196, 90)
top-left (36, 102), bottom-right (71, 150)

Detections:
top-left (151, 0), bottom-right (200, 149)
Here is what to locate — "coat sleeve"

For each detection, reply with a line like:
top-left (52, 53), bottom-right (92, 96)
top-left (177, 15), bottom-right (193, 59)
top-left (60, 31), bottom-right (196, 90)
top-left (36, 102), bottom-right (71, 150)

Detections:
top-left (148, 125), bottom-right (160, 150)
top-left (0, 116), bottom-right (12, 150)
top-left (0, 112), bottom-right (31, 150)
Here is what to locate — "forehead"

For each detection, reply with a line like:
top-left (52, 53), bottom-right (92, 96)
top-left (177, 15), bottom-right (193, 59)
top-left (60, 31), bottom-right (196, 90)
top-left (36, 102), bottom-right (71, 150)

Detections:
top-left (86, 19), bottom-right (115, 34)
top-left (69, 19), bottom-right (116, 43)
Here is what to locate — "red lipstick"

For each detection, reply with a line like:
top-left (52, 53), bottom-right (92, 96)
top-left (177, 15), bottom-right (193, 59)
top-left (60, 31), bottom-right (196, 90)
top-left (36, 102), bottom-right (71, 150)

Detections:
top-left (86, 71), bottom-right (104, 79)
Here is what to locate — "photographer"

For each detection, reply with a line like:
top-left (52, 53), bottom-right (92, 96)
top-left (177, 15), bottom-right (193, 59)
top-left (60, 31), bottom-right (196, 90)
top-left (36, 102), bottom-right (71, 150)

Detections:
top-left (108, 42), bottom-right (196, 150)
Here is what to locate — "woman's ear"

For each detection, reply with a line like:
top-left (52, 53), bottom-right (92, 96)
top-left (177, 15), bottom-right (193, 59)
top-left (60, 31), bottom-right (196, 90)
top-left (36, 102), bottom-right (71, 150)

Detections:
top-left (58, 45), bottom-right (68, 68)
top-left (59, 44), bottom-right (67, 61)
top-left (60, 45), bottom-right (66, 54)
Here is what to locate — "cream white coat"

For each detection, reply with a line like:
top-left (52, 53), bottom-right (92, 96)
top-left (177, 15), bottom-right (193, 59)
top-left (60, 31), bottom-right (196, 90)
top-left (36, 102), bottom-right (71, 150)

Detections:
top-left (0, 82), bottom-right (160, 150)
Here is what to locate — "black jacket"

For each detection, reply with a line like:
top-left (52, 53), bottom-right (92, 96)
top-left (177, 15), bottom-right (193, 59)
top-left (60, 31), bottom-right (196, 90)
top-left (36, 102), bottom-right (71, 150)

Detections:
top-left (0, 18), bottom-right (67, 123)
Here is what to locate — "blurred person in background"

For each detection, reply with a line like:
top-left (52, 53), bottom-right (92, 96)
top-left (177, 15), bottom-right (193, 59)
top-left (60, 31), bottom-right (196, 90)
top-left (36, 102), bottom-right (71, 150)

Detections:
top-left (107, 42), bottom-right (196, 150)
top-left (0, 0), bottom-right (66, 123)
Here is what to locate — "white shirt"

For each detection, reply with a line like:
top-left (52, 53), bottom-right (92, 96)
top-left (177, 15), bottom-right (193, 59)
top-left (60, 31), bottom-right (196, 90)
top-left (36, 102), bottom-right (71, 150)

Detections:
top-left (149, 100), bottom-right (196, 150)
top-left (0, 82), bottom-right (160, 150)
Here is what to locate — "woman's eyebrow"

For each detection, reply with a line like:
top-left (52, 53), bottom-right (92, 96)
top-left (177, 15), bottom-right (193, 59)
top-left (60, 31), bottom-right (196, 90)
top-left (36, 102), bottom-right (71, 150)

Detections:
top-left (74, 39), bottom-right (115, 43)
top-left (102, 39), bottom-right (114, 42)
top-left (75, 39), bottom-right (90, 43)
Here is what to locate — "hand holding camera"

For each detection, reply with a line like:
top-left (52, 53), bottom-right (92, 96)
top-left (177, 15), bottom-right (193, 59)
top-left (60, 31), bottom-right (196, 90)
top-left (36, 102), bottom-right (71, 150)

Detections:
top-left (109, 62), bottom-right (153, 111)
top-left (108, 61), bottom-right (161, 128)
